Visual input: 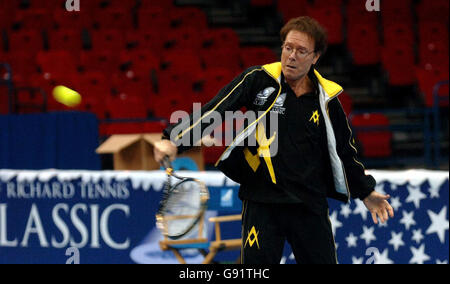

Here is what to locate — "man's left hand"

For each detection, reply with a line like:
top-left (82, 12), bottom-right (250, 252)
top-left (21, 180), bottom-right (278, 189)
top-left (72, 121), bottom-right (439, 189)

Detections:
top-left (363, 191), bottom-right (395, 224)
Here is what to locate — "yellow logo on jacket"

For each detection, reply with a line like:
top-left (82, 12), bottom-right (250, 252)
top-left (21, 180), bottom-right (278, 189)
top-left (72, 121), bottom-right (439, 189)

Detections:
top-left (309, 110), bottom-right (320, 126)
top-left (244, 226), bottom-right (260, 249)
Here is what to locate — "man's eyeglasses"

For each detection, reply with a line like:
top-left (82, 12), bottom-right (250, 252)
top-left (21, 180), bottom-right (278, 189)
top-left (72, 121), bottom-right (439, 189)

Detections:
top-left (282, 44), bottom-right (315, 59)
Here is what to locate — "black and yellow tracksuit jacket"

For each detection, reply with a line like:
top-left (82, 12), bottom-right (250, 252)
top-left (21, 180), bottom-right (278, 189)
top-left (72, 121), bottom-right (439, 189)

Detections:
top-left (163, 62), bottom-right (375, 207)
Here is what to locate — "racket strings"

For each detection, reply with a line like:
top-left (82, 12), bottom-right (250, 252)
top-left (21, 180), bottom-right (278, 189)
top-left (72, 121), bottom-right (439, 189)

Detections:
top-left (163, 180), bottom-right (204, 237)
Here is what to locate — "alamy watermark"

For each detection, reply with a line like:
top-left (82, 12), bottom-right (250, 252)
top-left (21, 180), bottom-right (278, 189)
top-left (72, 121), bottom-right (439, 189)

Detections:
top-left (169, 103), bottom-right (280, 157)
top-left (65, 247), bottom-right (80, 264)
top-left (365, 0), bottom-right (380, 12)
top-left (66, 0), bottom-right (80, 12)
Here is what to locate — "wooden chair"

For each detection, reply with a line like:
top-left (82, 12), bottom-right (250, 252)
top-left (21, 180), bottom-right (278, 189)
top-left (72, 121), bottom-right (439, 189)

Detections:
top-left (159, 185), bottom-right (242, 264)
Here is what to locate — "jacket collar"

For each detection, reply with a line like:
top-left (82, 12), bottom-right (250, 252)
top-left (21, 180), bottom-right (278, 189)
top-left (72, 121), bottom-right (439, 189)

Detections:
top-left (262, 62), bottom-right (343, 99)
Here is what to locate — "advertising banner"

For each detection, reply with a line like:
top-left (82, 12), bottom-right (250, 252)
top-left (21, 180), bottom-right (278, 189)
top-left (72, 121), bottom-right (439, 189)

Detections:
top-left (0, 170), bottom-right (448, 264)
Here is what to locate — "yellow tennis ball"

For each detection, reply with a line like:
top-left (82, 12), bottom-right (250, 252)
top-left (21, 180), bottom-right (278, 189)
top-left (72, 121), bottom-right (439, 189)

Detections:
top-left (53, 86), bottom-right (82, 107)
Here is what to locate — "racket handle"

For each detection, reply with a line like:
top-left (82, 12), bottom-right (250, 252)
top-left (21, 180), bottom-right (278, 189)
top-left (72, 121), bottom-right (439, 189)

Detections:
top-left (162, 156), bottom-right (173, 170)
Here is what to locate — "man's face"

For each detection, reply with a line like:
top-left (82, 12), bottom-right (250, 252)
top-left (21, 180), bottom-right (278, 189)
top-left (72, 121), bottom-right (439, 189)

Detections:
top-left (281, 30), bottom-right (320, 83)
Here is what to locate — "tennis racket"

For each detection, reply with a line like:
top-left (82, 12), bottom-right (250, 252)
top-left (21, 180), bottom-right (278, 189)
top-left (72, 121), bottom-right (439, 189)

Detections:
top-left (155, 156), bottom-right (209, 240)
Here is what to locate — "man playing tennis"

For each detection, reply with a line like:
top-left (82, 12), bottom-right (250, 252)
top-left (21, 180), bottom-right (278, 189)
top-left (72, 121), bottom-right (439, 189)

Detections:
top-left (154, 16), bottom-right (394, 264)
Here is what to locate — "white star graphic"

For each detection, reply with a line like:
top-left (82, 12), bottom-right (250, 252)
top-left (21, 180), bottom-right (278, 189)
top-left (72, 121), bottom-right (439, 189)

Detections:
top-left (360, 226), bottom-right (376, 246)
top-left (400, 210), bottom-right (416, 231)
top-left (353, 199), bottom-right (368, 221)
top-left (340, 204), bottom-right (352, 219)
top-left (329, 210), bottom-right (343, 236)
top-left (411, 229), bottom-right (424, 244)
top-left (405, 185), bottom-right (427, 209)
top-left (390, 196), bottom-right (402, 211)
top-left (426, 206), bottom-right (449, 244)
top-left (428, 184), bottom-right (441, 199)
top-left (409, 244), bottom-right (430, 264)
top-left (352, 256), bottom-right (364, 264)
top-left (378, 220), bottom-right (388, 228)
top-left (388, 231), bottom-right (405, 251)
top-left (345, 233), bottom-right (358, 248)
top-left (374, 249), bottom-right (394, 264)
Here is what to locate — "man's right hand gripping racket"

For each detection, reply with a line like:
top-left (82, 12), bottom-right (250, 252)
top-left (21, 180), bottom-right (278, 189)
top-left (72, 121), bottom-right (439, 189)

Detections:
top-left (155, 157), bottom-right (209, 240)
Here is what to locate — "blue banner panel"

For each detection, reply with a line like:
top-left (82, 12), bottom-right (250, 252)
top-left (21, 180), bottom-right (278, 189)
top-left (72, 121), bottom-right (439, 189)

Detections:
top-left (0, 170), bottom-right (448, 264)
top-left (0, 112), bottom-right (101, 170)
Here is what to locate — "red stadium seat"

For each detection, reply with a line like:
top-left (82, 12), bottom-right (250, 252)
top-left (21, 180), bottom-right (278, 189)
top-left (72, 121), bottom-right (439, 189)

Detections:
top-left (125, 30), bottom-right (164, 53)
top-left (8, 30), bottom-right (44, 52)
top-left (338, 92), bottom-right (353, 116)
top-left (383, 23), bottom-right (415, 46)
top-left (152, 92), bottom-right (193, 119)
top-left (347, 23), bottom-right (381, 65)
top-left (14, 87), bottom-right (47, 114)
top-left (77, 96), bottom-right (107, 118)
top-left (111, 72), bottom-right (153, 100)
top-left (205, 28), bottom-right (240, 50)
top-left (94, 9), bottom-right (134, 30)
top-left (163, 27), bottom-right (203, 51)
top-left (169, 7), bottom-right (208, 30)
top-left (381, 0), bottom-right (414, 26)
top-left (307, 4), bottom-right (344, 45)
top-left (2, 51), bottom-right (40, 84)
top-left (418, 22), bottom-right (449, 49)
top-left (203, 145), bottom-right (227, 165)
top-left (28, 72), bottom-right (57, 94)
top-left (382, 43), bottom-right (416, 86)
top-left (0, 0), bottom-right (18, 11)
top-left (380, 0), bottom-right (412, 10)
top-left (37, 50), bottom-right (77, 81)
top-left (351, 113), bottom-right (393, 158)
top-left (80, 50), bottom-right (120, 73)
top-left (416, 0), bottom-right (449, 23)
top-left (87, 0), bottom-right (136, 11)
top-left (106, 95), bottom-right (148, 119)
top-left (346, 0), bottom-right (378, 26)
top-left (118, 49), bottom-right (160, 77)
top-left (48, 30), bottom-right (83, 53)
top-left (415, 67), bottom-right (449, 108)
top-left (78, 71), bottom-right (111, 99)
top-left (102, 120), bottom-right (168, 136)
top-left (240, 46), bottom-right (278, 68)
top-left (277, 0), bottom-right (309, 23)
top-left (157, 70), bottom-right (196, 98)
top-left (0, 9), bottom-right (13, 30)
top-left (12, 9), bottom-right (54, 30)
top-left (28, 73), bottom-right (69, 111)
top-left (138, 8), bottom-right (171, 30)
top-left (89, 30), bottom-right (126, 51)
top-left (0, 62), bottom-right (12, 114)
top-left (419, 41), bottom-right (449, 69)
top-left (52, 8), bottom-right (93, 29)
top-left (160, 50), bottom-right (203, 75)
top-left (199, 68), bottom-right (236, 103)
top-left (139, 0), bottom-right (174, 10)
top-left (202, 47), bottom-right (242, 74)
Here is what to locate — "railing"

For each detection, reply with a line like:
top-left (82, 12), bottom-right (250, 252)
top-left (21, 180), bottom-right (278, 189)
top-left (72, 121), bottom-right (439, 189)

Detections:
top-left (13, 86), bottom-right (48, 113)
top-left (350, 108), bottom-right (434, 168)
top-left (431, 80), bottom-right (449, 168)
top-left (351, 80), bottom-right (449, 169)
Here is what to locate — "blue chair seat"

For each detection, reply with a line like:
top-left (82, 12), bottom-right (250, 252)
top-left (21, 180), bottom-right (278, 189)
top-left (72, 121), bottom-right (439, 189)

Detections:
top-left (169, 242), bottom-right (211, 250)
